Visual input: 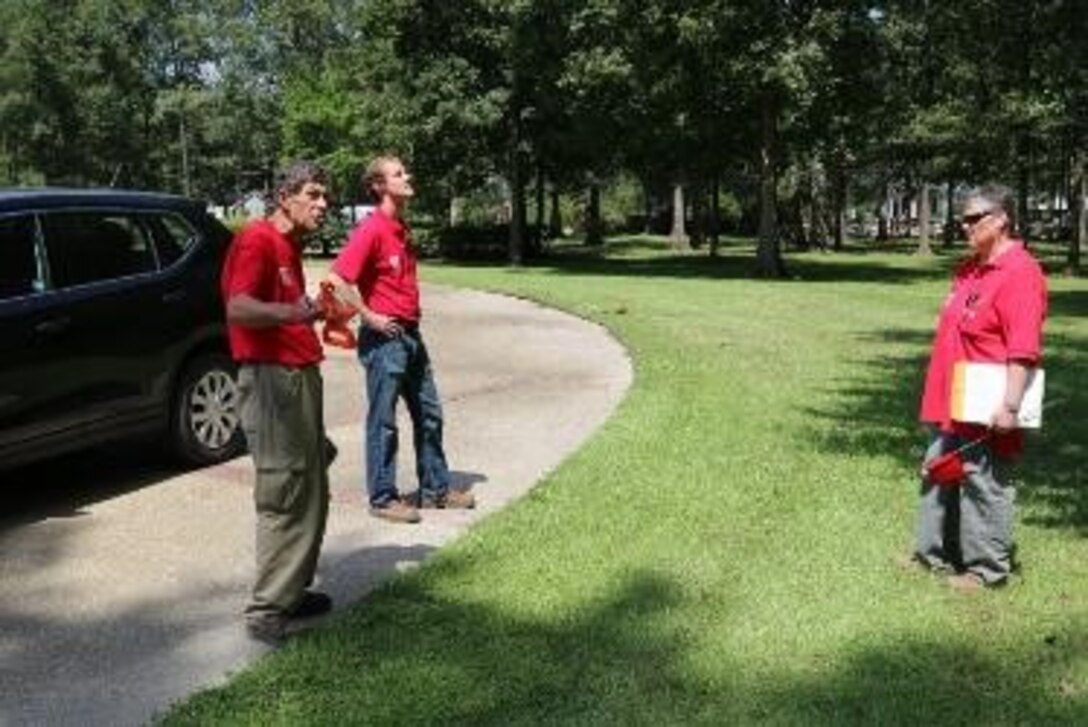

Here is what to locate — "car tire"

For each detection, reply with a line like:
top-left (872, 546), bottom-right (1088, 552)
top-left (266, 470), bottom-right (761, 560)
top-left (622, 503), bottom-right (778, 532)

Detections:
top-left (170, 352), bottom-right (245, 466)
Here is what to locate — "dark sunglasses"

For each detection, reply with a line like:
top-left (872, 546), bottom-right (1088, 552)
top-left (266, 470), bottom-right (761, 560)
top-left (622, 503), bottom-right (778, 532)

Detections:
top-left (961, 210), bottom-right (993, 227)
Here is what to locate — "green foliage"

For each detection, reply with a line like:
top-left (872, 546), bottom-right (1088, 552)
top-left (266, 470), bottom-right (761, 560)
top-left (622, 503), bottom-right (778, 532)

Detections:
top-left (564, 173), bottom-right (645, 235)
top-left (0, 0), bottom-right (1083, 272)
top-left (433, 224), bottom-right (514, 261)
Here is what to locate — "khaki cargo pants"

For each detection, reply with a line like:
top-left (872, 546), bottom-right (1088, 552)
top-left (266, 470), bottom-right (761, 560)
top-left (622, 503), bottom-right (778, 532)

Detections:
top-left (237, 363), bottom-right (329, 621)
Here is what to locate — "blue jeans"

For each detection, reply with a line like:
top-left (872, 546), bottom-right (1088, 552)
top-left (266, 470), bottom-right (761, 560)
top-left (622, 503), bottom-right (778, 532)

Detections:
top-left (358, 326), bottom-right (451, 507)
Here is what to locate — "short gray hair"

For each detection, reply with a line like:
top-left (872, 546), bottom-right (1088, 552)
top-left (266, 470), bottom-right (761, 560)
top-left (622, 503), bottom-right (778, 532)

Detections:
top-left (274, 160), bottom-right (329, 201)
top-left (965, 183), bottom-right (1017, 233)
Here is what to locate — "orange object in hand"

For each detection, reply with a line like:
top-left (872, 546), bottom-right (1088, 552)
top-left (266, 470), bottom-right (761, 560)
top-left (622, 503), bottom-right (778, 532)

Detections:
top-left (317, 281), bottom-right (359, 349)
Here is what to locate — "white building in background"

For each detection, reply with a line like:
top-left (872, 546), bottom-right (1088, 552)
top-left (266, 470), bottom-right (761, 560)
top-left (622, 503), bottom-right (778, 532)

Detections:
top-left (241, 193), bottom-right (267, 220)
top-left (342, 204), bottom-right (374, 223)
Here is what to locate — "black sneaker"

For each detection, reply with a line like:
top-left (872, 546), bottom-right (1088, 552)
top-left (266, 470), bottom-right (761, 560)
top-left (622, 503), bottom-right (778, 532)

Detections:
top-left (245, 615), bottom-right (287, 646)
top-left (289, 591), bottom-right (333, 619)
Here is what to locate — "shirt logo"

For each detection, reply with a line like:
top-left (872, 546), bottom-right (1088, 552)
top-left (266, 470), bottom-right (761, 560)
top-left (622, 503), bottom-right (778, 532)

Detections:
top-left (389, 254), bottom-right (401, 272)
top-left (279, 267), bottom-right (296, 287)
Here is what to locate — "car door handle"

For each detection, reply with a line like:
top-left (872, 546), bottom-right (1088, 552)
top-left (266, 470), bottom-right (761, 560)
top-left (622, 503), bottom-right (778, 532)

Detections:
top-left (34, 317), bottom-right (71, 336)
top-left (162, 289), bottom-right (187, 303)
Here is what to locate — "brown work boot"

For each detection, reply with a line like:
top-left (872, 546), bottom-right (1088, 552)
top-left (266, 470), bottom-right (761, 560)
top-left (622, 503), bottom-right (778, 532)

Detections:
top-left (368, 498), bottom-right (421, 524)
top-left (417, 488), bottom-right (476, 510)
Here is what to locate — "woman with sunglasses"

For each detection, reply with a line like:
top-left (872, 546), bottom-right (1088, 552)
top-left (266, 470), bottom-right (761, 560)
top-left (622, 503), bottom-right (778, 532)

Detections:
top-left (913, 184), bottom-right (1048, 590)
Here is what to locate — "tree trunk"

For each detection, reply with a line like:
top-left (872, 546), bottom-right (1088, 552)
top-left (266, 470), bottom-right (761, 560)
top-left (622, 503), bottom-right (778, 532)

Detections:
top-left (756, 97), bottom-right (785, 276)
top-left (1071, 149), bottom-right (1085, 275)
top-left (585, 181), bottom-right (603, 246)
top-left (508, 142), bottom-right (525, 267)
top-left (891, 193), bottom-right (902, 238)
top-left (875, 179), bottom-right (889, 243)
top-left (549, 187), bottom-right (562, 238)
top-left (709, 173), bottom-right (721, 257)
top-left (690, 179), bottom-right (705, 249)
top-left (179, 113), bottom-right (191, 197)
top-left (943, 181), bottom-right (956, 247)
top-left (669, 182), bottom-right (688, 248)
top-left (916, 182), bottom-right (933, 255)
top-left (1060, 140), bottom-right (1073, 241)
top-left (532, 165), bottom-right (545, 254)
top-left (642, 179), bottom-right (654, 234)
top-left (1017, 146), bottom-right (1030, 244)
top-left (449, 197), bottom-right (464, 227)
top-left (832, 159), bottom-right (846, 251)
top-left (509, 174), bottom-right (525, 266)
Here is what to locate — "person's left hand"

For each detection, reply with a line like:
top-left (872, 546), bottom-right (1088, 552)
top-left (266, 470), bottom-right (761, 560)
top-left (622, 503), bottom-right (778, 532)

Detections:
top-left (991, 405), bottom-right (1018, 433)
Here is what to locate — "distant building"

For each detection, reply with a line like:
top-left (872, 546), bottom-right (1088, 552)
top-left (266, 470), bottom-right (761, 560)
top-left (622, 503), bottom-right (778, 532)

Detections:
top-left (241, 192), bottom-right (267, 220)
top-left (343, 204), bottom-right (374, 223)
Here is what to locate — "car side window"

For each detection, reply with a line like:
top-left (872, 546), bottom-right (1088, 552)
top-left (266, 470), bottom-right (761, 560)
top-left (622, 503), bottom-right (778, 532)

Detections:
top-left (0, 214), bottom-right (43, 300)
top-left (41, 212), bottom-right (157, 289)
top-left (149, 212), bottom-right (199, 268)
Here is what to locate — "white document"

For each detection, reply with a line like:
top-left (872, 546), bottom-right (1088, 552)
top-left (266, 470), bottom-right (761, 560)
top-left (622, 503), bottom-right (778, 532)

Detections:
top-left (950, 362), bottom-right (1045, 429)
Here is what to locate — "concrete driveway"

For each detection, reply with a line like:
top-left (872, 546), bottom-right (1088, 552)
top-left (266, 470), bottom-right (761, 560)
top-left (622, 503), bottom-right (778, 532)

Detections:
top-left (0, 282), bottom-right (632, 727)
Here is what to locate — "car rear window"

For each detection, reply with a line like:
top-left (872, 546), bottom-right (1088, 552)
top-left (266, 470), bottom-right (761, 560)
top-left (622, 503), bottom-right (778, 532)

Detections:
top-left (40, 212), bottom-right (157, 289)
top-left (149, 212), bottom-right (200, 268)
top-left (0, 214), bottom-right (42, 300)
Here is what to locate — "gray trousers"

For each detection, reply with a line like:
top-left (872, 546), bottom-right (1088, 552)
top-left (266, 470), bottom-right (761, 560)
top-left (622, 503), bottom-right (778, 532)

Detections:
top-left (238, 364), bottom-right (329, 621)
top-left (915, 430), bottom-right (1015, 584)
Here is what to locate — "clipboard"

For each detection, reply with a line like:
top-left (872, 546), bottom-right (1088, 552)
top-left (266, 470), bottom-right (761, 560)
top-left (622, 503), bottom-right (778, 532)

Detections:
top-left (950, 362), bottom-right (1045, 429)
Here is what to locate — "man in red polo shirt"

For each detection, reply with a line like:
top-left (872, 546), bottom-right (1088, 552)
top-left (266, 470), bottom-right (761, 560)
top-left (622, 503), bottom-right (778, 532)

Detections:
top-left (914, 183), bottom-right (1047, 590)
top-left (221, 161), bottom-right (334, 643)
top-left (326, 156), bottom-right (474, 523)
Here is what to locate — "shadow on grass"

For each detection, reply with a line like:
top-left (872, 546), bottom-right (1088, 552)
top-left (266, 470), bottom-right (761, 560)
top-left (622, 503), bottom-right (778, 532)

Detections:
top-left (804, 327), bottom-right (932, 464)
top-left (518, 250), bottom-right (950, 285)
top-left (763, 637), bottom-right (1087, 724)
top-left (435, 236), bottom-right (953, 285)
top-left (166, 566), bottom-right (1088, 724)
top-left (1050, 288), bottom-right (1088, 319)
top-left (1018, 331), bottom-right (1088, 533)
top-left (806, 323), bottom-right (1088, 535)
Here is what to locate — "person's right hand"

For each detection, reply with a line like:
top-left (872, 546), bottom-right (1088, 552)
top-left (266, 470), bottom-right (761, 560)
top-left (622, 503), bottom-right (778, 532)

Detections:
top-left (365, 311), bottom-right (403, 338)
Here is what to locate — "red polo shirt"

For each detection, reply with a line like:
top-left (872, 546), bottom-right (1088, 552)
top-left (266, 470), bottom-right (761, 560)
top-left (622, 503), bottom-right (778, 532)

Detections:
top-left (331, 209), bottom-right (421, 322)
top-left (221, 220), bottom-right (323, 367)
top-left (920, 241), bottom-right (1047, 437)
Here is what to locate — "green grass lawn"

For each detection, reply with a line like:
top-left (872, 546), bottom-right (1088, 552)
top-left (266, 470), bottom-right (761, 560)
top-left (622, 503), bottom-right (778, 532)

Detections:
top-left (164, 237), bottom-right (1088, 725)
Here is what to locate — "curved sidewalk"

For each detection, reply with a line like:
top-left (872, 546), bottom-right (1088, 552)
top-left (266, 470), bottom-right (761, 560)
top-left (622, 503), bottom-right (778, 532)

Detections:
top-left (0, 283), bottom-right (633, 726)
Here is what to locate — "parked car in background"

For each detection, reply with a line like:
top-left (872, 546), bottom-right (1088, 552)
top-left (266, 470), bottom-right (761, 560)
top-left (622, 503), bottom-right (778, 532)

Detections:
top-left (0, 189), bottom-right (244, 471)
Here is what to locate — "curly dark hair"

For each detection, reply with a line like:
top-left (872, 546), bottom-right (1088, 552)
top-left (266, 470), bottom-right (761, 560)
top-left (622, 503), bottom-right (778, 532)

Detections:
top-left (274, 160), bottom-right (329, 201)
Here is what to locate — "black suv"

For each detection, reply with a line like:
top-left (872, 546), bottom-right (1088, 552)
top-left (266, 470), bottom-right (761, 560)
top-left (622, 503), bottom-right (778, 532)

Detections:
top-left (0, 189), bottom-right (244, 470)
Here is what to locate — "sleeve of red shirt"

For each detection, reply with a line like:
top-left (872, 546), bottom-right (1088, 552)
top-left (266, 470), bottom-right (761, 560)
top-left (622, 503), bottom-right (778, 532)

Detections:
top-left (223, 233), bottom-right (272, 301)
top-left (996, 263), bottom-right (1047, 364)
top-left (331, 222), bottom-right (375, 284)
